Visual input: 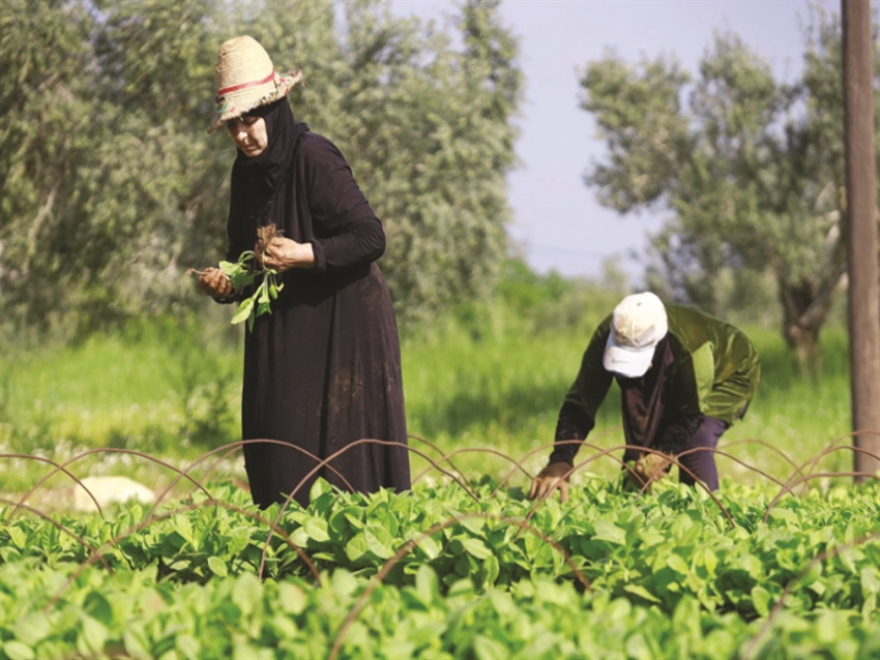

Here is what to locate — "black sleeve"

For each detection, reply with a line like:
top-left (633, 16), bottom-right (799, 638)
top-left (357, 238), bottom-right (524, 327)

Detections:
top-left (549, 401), bottom-right (596, 465)
top-left (302, 136), bottom-right (385, 271)
top-left (211, 285), bottom-right (244, 306)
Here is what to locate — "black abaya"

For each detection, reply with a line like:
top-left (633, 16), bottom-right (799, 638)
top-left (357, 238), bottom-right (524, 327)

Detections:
top-left (222, 99), bottom-right (411, 508)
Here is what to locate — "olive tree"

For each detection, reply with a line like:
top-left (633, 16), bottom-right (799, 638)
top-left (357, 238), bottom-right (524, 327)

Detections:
top-left (579, 9), bottom-right (864, 373)
top-left (0, 0), bottom-right (522, 335)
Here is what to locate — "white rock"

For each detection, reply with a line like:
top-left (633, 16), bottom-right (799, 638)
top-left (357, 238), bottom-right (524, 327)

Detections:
top-left (71, 476), bottom-right (156, 513)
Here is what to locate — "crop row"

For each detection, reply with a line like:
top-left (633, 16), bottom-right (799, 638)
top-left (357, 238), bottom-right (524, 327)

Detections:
top-left (2, 479), bottom-right (880, 621)
top-left (1, 559), bottom-right (879, 660)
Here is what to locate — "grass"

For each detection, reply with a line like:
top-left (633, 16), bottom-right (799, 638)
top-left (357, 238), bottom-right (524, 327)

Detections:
top-left (403, 322), bottom-right (855, 486)
top-left (0, 314), bottom-right (859, 496)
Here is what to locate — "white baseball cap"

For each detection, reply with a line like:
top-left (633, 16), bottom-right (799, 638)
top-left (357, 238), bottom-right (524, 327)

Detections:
top-left (603, 292), bottom-right (668, 378)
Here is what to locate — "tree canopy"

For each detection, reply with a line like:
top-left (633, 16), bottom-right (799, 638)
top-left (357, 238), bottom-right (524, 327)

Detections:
top-left (579, 7), bottom-right (865, 372)
top-left (0, 0), bottom-right (522, 337)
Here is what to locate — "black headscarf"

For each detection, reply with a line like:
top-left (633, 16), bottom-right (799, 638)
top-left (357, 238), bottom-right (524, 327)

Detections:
top-left (226, 98), bottom-right (307, 260)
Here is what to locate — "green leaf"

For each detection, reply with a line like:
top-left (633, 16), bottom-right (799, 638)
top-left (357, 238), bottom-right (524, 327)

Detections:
top-left (861, 567), bottom-right (880, 598)
top-left (332, 569), bottom-right (358, 598)
top-left (593, 519), bottom-right (625, 545)
top-left (473, 635), bottom-right (509, 660)
top-left (258, 282), bottom-right (270, 304)
top-left (231, 271), bottom-right (256, 288)
top-left (303, 517), bottom-right (330, 543)
top-left (176, 634), bottom-right (200, 660)
top-left (816, 611), bottom-right (840, 644)
top-left (838, 548), bottom-right (858, 574)
top-left (751, 585), bottom-right (771, 617)
top-left (480, 554), bottom-right (500, 587)
top-left (416, 565), bottom-right (439, 604)
top-left (208, 556), bottom-right (228, 578)
top-left (457, 516), bottom-right (486, 535)
top-left (2, 641), bottom-right (35, 660)
top-left (329, 509), bottom-right (350, 535)
top-left (122, 626), bottom-right (151, 660)
top-left (8, 526), bottom-right (27, 550)
top-left (739, 553), bottom-right (764, 579)
top-left (345, 533), bottom-right (369, 563)
top-left (699, 547), bottom-right (718, 574)
top-left (14, 612), bottom-right (50, 646)
top-left (768, 508), bottom-right (798, 526)
top-left (233, 574), bottom-right (262, 617)
top-left (462, 537), bottom-right (493, 560)
top-left (278, 582), bottom-right (307, 615)
top-left (229, 528), bottom-right (251, 556)
top-left (343, 509), bottom-right (365, 530)
top-left (232, 297), bottom-right (255, 325)
top-left (80, 614), bottom-right (108, 654)
top-left (309, 477), bottom-right (333, 501)
top-left (639, 527), bottom-right (665, 547)
top-left (221, 255), bottom-right (257, 289)
top-left (173, 515), bottom-right (196, 550)
top-left (623, 584), bottom-right (661, 604)
top-left (415, 534), bottom-right (440, 560)
top-left (667, 554), bottom-right (690, 576)
top-left (364, 524), bottom-right (396, 559)
top-left (84, 590), bottom-right (114, 626)
top-left (625, 633), bottom-right (653, 660)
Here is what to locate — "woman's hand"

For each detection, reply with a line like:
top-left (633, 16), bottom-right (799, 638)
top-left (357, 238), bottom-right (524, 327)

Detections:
top-left (256, 236), bottom-right (315, 272)
top-left (197, 267), bottom-right (233, 299)
top-left (528, 461), bottom-right (572, 503)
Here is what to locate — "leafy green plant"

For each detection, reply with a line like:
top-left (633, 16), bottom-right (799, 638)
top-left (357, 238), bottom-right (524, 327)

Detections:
top-left (191, 226), bottom-right (285, 332)
top-left (1, 478), bottom-right (880, 659)
top-left (3, 479), bottom-right (879, 617)
top-left (219, 253), bottom-right (282, 332)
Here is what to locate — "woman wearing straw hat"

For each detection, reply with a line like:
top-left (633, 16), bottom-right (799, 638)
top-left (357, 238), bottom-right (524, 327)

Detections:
top-left (196, 36), bottom-right (411, 508)
top-left (529, 292), bottom-right (760, 501)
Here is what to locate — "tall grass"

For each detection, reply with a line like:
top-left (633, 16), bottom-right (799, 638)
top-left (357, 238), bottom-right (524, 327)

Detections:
top-left (0, 310), bottom-right (857, 494)
top-left (0, 317), bottom-right (243, 492)
top-left (403, 321), bottom-right (855, 486)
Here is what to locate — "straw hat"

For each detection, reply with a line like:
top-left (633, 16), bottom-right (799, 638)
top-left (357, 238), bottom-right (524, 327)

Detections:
top-left (208, 36), bottom-right (303, 133)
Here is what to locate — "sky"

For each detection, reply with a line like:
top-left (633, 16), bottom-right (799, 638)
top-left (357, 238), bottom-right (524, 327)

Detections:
top-left (388, 0), bottom-right (845, 282)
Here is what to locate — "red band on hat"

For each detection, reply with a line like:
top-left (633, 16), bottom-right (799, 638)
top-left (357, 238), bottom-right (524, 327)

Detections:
top-left (217, 71), bottom-right (276, 96)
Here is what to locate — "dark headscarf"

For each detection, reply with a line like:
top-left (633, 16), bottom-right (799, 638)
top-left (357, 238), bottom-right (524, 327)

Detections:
top-left (226, 98), bottom-right (308, 260)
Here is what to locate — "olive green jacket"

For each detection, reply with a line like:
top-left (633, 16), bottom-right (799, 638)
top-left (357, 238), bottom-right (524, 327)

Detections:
top-left (564, 303), bottom-right (760, 426)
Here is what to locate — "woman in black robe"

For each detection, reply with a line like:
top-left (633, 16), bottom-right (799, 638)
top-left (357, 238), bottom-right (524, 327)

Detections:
top-left (197, 36), bottom-right (411, 508)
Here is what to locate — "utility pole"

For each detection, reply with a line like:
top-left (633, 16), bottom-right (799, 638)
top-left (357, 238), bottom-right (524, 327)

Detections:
top-left (842, 0), bottom-right (880, 482)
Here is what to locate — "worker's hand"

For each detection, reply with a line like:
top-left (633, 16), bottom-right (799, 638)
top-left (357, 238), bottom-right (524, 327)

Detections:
top-left (256, 236), bottom-right (314, 272)
top-left (628, 451), bottom-right (674, 490)
top-left (197, 267), bottom-right (232, 299)
top-left (529, 461), bottom-right (572, 503)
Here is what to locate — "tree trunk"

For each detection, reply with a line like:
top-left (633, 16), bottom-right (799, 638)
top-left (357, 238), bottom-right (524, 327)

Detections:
top-left (779, 272), bottom-right (846, 377)
top-left (783, 322), bottom-right (823, 377)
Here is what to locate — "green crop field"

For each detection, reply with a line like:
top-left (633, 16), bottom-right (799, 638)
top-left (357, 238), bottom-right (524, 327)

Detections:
top-left (1, 318), bottom-right (877, 659)
top-left (1, 478), bottom-right (878, 658)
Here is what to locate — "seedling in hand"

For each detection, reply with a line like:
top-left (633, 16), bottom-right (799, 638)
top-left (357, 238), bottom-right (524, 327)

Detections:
top-left (189, 225), bottom-right (285, 331)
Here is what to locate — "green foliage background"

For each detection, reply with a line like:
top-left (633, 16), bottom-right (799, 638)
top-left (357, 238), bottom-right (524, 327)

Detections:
top-left (0, 0), bottom-right (521, 336)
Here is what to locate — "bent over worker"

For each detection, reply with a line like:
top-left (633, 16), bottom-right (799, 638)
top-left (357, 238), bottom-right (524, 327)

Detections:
top-left (530, 292), bottom-right (760, 501)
